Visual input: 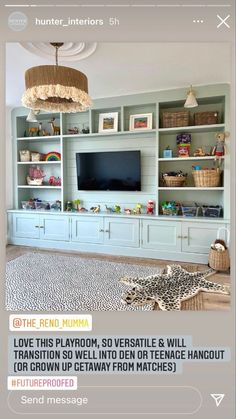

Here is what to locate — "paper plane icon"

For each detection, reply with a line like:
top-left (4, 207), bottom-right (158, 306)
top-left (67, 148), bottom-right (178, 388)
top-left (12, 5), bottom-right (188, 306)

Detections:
top-left (210, 394), bottom-right (225, 407)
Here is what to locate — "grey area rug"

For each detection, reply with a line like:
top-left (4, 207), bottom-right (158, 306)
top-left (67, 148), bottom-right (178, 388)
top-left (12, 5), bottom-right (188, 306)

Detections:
top-left (6, 253), bottom-right (162, 311)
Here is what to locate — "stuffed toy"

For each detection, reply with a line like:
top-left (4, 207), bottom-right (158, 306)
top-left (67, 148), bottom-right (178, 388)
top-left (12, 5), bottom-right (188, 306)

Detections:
top-left (212, 131), bottom-right (230, 158)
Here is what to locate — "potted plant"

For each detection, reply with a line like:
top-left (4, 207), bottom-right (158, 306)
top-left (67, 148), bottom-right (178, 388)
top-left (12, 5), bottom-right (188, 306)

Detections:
top-left (73, 199), bottom-right (81, 211)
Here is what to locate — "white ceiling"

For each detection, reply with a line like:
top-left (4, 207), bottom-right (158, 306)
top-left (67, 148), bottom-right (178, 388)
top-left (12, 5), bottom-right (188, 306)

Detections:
top-left (6, 42), bottom-right (231, 108)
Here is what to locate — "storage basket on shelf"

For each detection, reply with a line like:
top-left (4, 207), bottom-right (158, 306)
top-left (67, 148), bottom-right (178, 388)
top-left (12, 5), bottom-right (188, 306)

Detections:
top-left (162, 111), bottom-right (189, 128)
top-left (208, 227), bottom-right (230, 271)
top-left (162, 175), bottom-right (186, 187)
top-left (192, 169), bottom-right (221, 187)
top-left (194, 111), bottom-right (219, 126)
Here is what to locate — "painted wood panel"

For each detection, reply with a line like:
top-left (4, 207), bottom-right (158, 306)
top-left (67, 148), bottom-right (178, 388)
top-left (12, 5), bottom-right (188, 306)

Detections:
top-left (71, 216), bottom-right (104, 244)
top-left (142, 219), bottom-right (182, 251)
top-left (13, 213), bottom-right (40, 239)
top-left (41, 215), bottom-right (70, 241)
top-left (104, 217), bottom-right (140, 248)
top-left (181, 222), bottom-right (225, 254)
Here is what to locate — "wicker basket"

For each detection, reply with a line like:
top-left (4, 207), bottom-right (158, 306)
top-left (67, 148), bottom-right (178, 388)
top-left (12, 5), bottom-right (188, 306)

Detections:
top-left (19, 150), bottom-right (30, 162)
top-left (162, 111), bottom-right (189, 128)
top-left (194, 111), bottom-right (219, 125)
top-left (192, 169), bottom-right (221, 187)
top-left (163, 175), bottom-right (186, 187)
top-left (208, 227), bottom-right (230, 271)
top-left (26, 176), bottom-right (44, 186)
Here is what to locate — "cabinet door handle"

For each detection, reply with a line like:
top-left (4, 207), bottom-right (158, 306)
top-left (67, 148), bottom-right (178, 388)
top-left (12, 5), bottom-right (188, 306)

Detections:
top-left (39, 226), bottom-right (44, 229)
top-left (183, 235), bottom-right (188, 239)
top-left (35, 225), bottom-right (39, 228)
top-left (105, 230), bottom-right (110, 233)
top-left (99, 229), bottom-right (104, 232)
top-left (177, 235), bottom-right (182, 238)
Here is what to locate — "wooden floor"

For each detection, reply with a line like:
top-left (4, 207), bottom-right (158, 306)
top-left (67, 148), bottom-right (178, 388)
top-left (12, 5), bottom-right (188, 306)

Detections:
top-left (6, 245), bottom-right (230, 311)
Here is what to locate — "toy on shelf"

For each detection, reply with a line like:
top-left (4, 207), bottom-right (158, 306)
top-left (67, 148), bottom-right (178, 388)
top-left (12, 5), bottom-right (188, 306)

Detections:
top-left (45, 152), bottom-right (61, 161)
top-left (65, 201), bottom-right (73, 212)
top-left (48, 176), bottom-right (61, 186)
top-left (49, 118), bottom-right (60, 136)
top-left (78, 207), bottom-right (88, 212)
top-left (176, 133), bottom-right (191, 158)
top-left (163, 146), bottom-right (173, 159)
top-left (50, 200), bottom-right (62, 211)
top-left (114, 205), bottom-right (121, 214)
top-left (124, 208), bottom-right (132, 215)
top-left (212, 131), bottom-right (230, 159)
top-left (146, 200), bottom-right (155, 215)
top-left (105, 205), bottom-right (114, 213)
top-left (193, 147), bottom-right (207, 157)
top-left (68, 127), bottom-right (79, 135)
top-left (133, 203), bottom-right (142, 214)
top-left (19, 150), bottom-right (31, 162)
top-left (90, 205), bottom-right (100, 213)
top-left (26, 166), bottom-right (45, 186)
top-left (82, 127), bottom-right (90, 134)
top-left (73, 199), bottom-right (81, 211)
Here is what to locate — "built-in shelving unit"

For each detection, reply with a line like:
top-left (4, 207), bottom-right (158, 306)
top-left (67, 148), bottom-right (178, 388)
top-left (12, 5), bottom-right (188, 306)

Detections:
top-left (12, 84), bottom-right (230, 220)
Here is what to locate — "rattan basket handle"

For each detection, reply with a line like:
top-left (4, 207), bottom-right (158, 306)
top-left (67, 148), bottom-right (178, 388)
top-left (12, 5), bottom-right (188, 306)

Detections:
top-left (217, 227), bottom-right (230, 247)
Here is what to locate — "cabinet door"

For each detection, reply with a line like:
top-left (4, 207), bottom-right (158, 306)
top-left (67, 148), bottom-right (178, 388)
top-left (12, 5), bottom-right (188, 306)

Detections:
top-left (181, 222), bottom-right (225, 254)
top-left (40, 215), bottom-right (70, 241)
top-left (71, 216), bottom-right (104, 244)
top-left (104, 217), bottom-right (140, 248)
top-left (142, 220), bottom-right (181, 251)
top-left (12, 213), bottom-right (40, 239)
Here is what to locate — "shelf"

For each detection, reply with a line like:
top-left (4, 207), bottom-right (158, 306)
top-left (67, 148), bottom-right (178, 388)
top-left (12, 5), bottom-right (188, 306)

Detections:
top-left (17, 161), bottom-right (61, 165)
top-left (158, 156), bottom-right (225, 162)
top-left (63, 129), bottom-right (156, 139)
top-left (158, 124), bottom-right (225, 135)
top-left (159, 187), bottom-right (224, 190)
top-left (17, 186), bottom-right (62, 189)
top-left (17, 135), bottom-right (61, 141)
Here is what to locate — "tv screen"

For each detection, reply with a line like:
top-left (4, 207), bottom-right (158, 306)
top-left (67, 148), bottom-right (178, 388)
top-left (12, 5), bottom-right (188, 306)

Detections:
top-left (76, 150), bottom-right (141, 191)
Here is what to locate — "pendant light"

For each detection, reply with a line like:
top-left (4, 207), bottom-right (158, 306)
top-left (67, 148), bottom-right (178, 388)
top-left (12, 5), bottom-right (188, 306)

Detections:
top-left (184, 85), bottom-right (198, 108)
top-left (22, 43), bottom-right (92, 113)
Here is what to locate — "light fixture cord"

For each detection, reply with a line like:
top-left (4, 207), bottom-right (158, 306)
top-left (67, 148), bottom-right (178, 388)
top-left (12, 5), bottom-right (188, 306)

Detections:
top-left (55, 46), bottom-right (59, 66)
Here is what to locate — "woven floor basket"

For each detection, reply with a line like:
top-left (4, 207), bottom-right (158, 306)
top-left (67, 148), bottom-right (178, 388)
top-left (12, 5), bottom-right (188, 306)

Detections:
top-left (163, 176), bottom-right (186, 187)
top-left (209, 244), bottom-right (230, 271)
top-left (192, 170), bottom-right (221, 187)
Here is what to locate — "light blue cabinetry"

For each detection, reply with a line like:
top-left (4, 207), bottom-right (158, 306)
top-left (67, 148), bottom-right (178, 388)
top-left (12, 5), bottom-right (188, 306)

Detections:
top-left (181, 222), bottom-right (225, 254)
top-left (71, 216), bottom-right (104, 244)
top-left (104, 217), bottom-right (140, 248)
top-left (142, 220), bottom-right (181, 252)
top-left (13, 213), bottom-right (40, 239)
top-left (12, 213), bottom-right (69, 242)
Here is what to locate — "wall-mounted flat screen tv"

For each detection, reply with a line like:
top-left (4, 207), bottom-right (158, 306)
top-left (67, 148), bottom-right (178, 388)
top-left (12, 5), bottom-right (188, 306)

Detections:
top-left (76, 150), bottom-right (141, 191)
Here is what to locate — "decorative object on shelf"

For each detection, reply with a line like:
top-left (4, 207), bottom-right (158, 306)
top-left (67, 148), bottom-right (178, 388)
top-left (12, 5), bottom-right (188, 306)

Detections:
top-left (176, 133), bottom-right (191, 157)
top-left (162, 171), bottom-right (187, 187)
top-left (21, 199), bottom-right (36, 210)
top-left (146, 200), bottom-right (155, 215)
top-left (161, 201), bottom-right (179, 216)
top-left (114, 205), bottom-right (121, 214)
top-left (209, 227), bottom-right (230, 271)
top-left (162, 110), bottom-right (189, 128)
top-left (50, 200), bottom-right (62, 211)
top-left (28, 125), bottom-right (41, 137)
top-left (184, 85), bottom-right (198, 108)
top-left (124, 208), bottom-right (132, 215)
top-left (98, 112), bottom-right (118, 133)
top-left (201, 205), bottom-right (222, 218)
top-left (31, 152), bottom-right (42, 162)
top-left (192, 168), bottom-right (221, 187)
top-left (193, 147), bottom-right (207, 157)
top-left (129, 113), bottom-right (153, 131)
top-left (48, 176), bottom-right (61, 186)
top-left (19, 150), bottom-right (31, 162)
top-left (45, 151), bottom-right (61, 161)
top-left (78, 207), bottom-right (88, 212)
top-left (82, 126), bottom-right (90, 134)
top-left (65, 201), bottom-right (73, 212)
top-left (192, 165), bottom-right (201, 170)
top-left (90, 205), bottom-right (100, 213)
top-left (133, 203), bottom-right (142, 214)
top-left (105, 205), bottom-right (114, 213)
top-left (73, 199), bottom-right (81, 211)
top-left (26, 109), bottom-right (40, 123)
top-left (163, 146), bottom-right (173, 159)
top-left (49, 118), bottom-right (60, 135)
top-left (212, 131), bottom-right (229, 159)
top-left (68, 127), bottom-right (79, 135)
top-left (194, 111), bottom-right (219, 126)
top-left (26, 166), bottom-right (45, 186)
top-left (22, 42), bottom-right (92, 113)
top-left (120, 264), bottom-right (229, 311)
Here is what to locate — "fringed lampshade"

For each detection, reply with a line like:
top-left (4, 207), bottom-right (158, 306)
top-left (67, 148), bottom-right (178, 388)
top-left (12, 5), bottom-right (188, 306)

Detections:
top-left (22, 43), bottom-right (92, 113)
